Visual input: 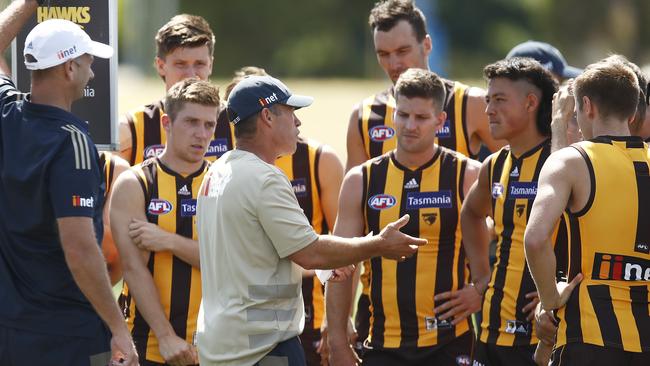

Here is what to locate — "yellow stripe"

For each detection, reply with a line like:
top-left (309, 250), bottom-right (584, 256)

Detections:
top-left (480, 155), bottom-right (512, 343)
top-left (415, 159), bottom-right (441, 346)
top-left (275, 154), bottom-right (294, 180)
top-left (381, 94), bottom-right (397, 155)
top-left (452, 158), bottom-right (469, 339)
top-left (312, 278), bottom-right (325, 330)
top-left (377, 160), bottom-right (404, 348)
top-left (146, 166), bottom-right (177, 362)
top-left (495, 150), bottom-right (540, 345)
top-left (186, 170), bottom-right (205, 345)
top-left (361, 96), bottom-right (374, 157)
top-left (453, 84), bottom-right (469, 157)
top-left (133, 111), bottom-right (145, 165)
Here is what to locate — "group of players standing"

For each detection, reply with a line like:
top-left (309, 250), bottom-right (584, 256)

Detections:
top-left (84, 0), bottom-right (650, 366)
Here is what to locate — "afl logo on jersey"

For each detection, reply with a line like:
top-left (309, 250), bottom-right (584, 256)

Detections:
top-left (368, 194), bottom-right (397, 210)
top-left (369, 125), bottom-right (395, 142)
top-left (492, 183), bottom-right (504, 198)
top-left (144, 144), bottom-right (165, 159)
top-left (148, 199), bottom-right (173, 215)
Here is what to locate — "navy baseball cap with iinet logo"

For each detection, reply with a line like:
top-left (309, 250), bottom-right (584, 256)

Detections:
top-left (226, 75), bottom-right (313, 124)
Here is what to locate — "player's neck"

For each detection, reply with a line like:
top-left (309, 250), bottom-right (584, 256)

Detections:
top-left (507, 125), bottom-right (547, 158)
top-left (394, 145), bottom-right (437, 170)
top-left (592, 118), bottom-right (631, 138)
top-left (158, 151), bottom-right (204, 176)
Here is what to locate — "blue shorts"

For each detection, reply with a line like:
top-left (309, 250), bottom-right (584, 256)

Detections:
top-left (0, 324), bottom-right (111, 366)
top-left (255, 337), bottom-right (306, 366)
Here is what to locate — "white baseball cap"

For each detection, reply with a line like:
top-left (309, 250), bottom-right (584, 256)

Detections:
top-left (23, 19), bottom-right (113, 70)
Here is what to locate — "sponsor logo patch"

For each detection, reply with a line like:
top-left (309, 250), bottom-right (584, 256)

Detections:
top-left (369, 125), bottom-right (395, 142)
top-left (635, 242), bottom-right (650, 255)
top-left (456, 355), bottom-right (471, 366)
top-left (593, 253), bottom-right (650, 281)
top-left (144, 144), bottom-right (165, 159)
top-left (406, 191), bottom-right (453, 210)
top-left (425, 316), bottom-right (453, 331)
top-left (435, 119), bottom-right (451, 138)
top-left (72, 195), bottom-right (94, 208)
top-left (178, 185), bottom-right (191, 196)
top-left (510, 166), bottom-right (519, 177)
top-left (404, 178), bottom-right (419, 189)
top-left (291, 178), bottom-right (308, 197)
top-left (492, 183), bottom-right (504, 198)
top-left (258, 92), bottom-right (279, 107)
top-left (516, 204), bottom-right (526, 218)
top-left (505, 320), bottom-right (530, 335)
top-left (205, 138), bottom-right (229, 157)
top-left (180, 199), bottom-right (197, 217)
top-left (368, 194), bottom-right (397, 210)
top-left (422, 213), bottom-right (437, 225)
top-left (508, 182), bottom-right (537, 200)
top-left (148, 199), bottom-right (173, 215)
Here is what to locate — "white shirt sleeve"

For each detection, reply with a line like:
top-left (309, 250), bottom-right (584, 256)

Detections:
top-left (257, 172), bottom-right (318, 258)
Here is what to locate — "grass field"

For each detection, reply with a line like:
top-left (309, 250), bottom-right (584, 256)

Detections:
top-left (118, 68), bottom-right (391, 164)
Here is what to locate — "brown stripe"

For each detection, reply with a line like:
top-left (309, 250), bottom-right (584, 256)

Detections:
top-left (434, 152), bottom-right (462, 345)
top-left (292, 141), bottom-right (313, 223)
top-left (168, 175), bottom-right (194, 340)
top-left (396, 168), bottom-right (420, 348)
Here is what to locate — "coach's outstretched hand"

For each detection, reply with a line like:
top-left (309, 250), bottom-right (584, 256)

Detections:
top-left (377, 214), bottom-right (427, 260)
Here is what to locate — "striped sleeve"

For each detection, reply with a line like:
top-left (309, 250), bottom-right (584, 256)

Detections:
top-left (49, 127), bottom-right (101, 218)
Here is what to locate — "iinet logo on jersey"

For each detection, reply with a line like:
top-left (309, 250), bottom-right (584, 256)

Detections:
top-left (72, 195), bottom-right (94, 208)
top-left (593, 253), bottom-right (650, 281)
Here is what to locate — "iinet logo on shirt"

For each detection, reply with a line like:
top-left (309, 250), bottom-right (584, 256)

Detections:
top-left (72, 195), bottom-right (94, 208)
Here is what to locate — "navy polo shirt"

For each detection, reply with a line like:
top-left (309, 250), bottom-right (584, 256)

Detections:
top-left (0, 75), bottom-right (106, 337)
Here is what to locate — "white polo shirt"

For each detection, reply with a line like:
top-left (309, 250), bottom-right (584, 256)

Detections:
top-left (197, 149), bottom-right (318, 366)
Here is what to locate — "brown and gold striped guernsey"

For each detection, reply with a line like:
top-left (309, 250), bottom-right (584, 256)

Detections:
top-left (480, 140), bottom-right (554, 347)
top-left (99, 151), bottom-right (117, 200)
top-left (557, 136), bottom-right (650, 352)
top-left (362, 147), bottom-right (469, 349)
top-left (276, 137), bottom-right (329, 332)
top-left (126, 101), bottom-right (235, 165)
top-left (358, 79), bottom-right (473, 160)
top-left (119, 157), bottom-right (208, 363)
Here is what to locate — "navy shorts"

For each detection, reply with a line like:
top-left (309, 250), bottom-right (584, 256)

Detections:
top-left (0, 324), bottom-right (111, 366)
top-left (255, 337), bottom-right (306, 366)
top-left (551, 343), bottom-right (650, 366)
top-left (472, 340), bottom-right (536, 366)
top-left (362, 332), bottom-right (473, 366)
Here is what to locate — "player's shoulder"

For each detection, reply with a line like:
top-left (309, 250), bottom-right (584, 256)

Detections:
top-left (126, 99), bottom-right (164, 120)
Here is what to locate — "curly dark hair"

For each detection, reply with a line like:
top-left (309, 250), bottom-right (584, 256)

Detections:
top-left (483, 58), bottom-right (559, 136)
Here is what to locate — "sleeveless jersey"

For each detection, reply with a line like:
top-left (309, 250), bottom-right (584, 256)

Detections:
top-left (557, 136), bottom-right (650, 352)
top-left (119, 158), bottom-right (207, 363)
top-left (276, 138), bottom-right (328, 333)
top-left (125, 100), bottom-right (234, 165)
top-left (480, 140), bottom-right (553, 346)
top-left (362, 147), bottom-right (469, 349)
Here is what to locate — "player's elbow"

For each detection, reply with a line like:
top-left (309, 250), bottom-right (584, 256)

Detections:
top-left (524, 228), bottom-right (547, 256)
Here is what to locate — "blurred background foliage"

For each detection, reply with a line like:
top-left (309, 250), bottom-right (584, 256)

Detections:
top-left (118, 0), bottom-right (650, 80)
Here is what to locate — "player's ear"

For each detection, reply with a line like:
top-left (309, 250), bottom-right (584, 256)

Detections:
top-left (161, 113), bottom-right (172, 132)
